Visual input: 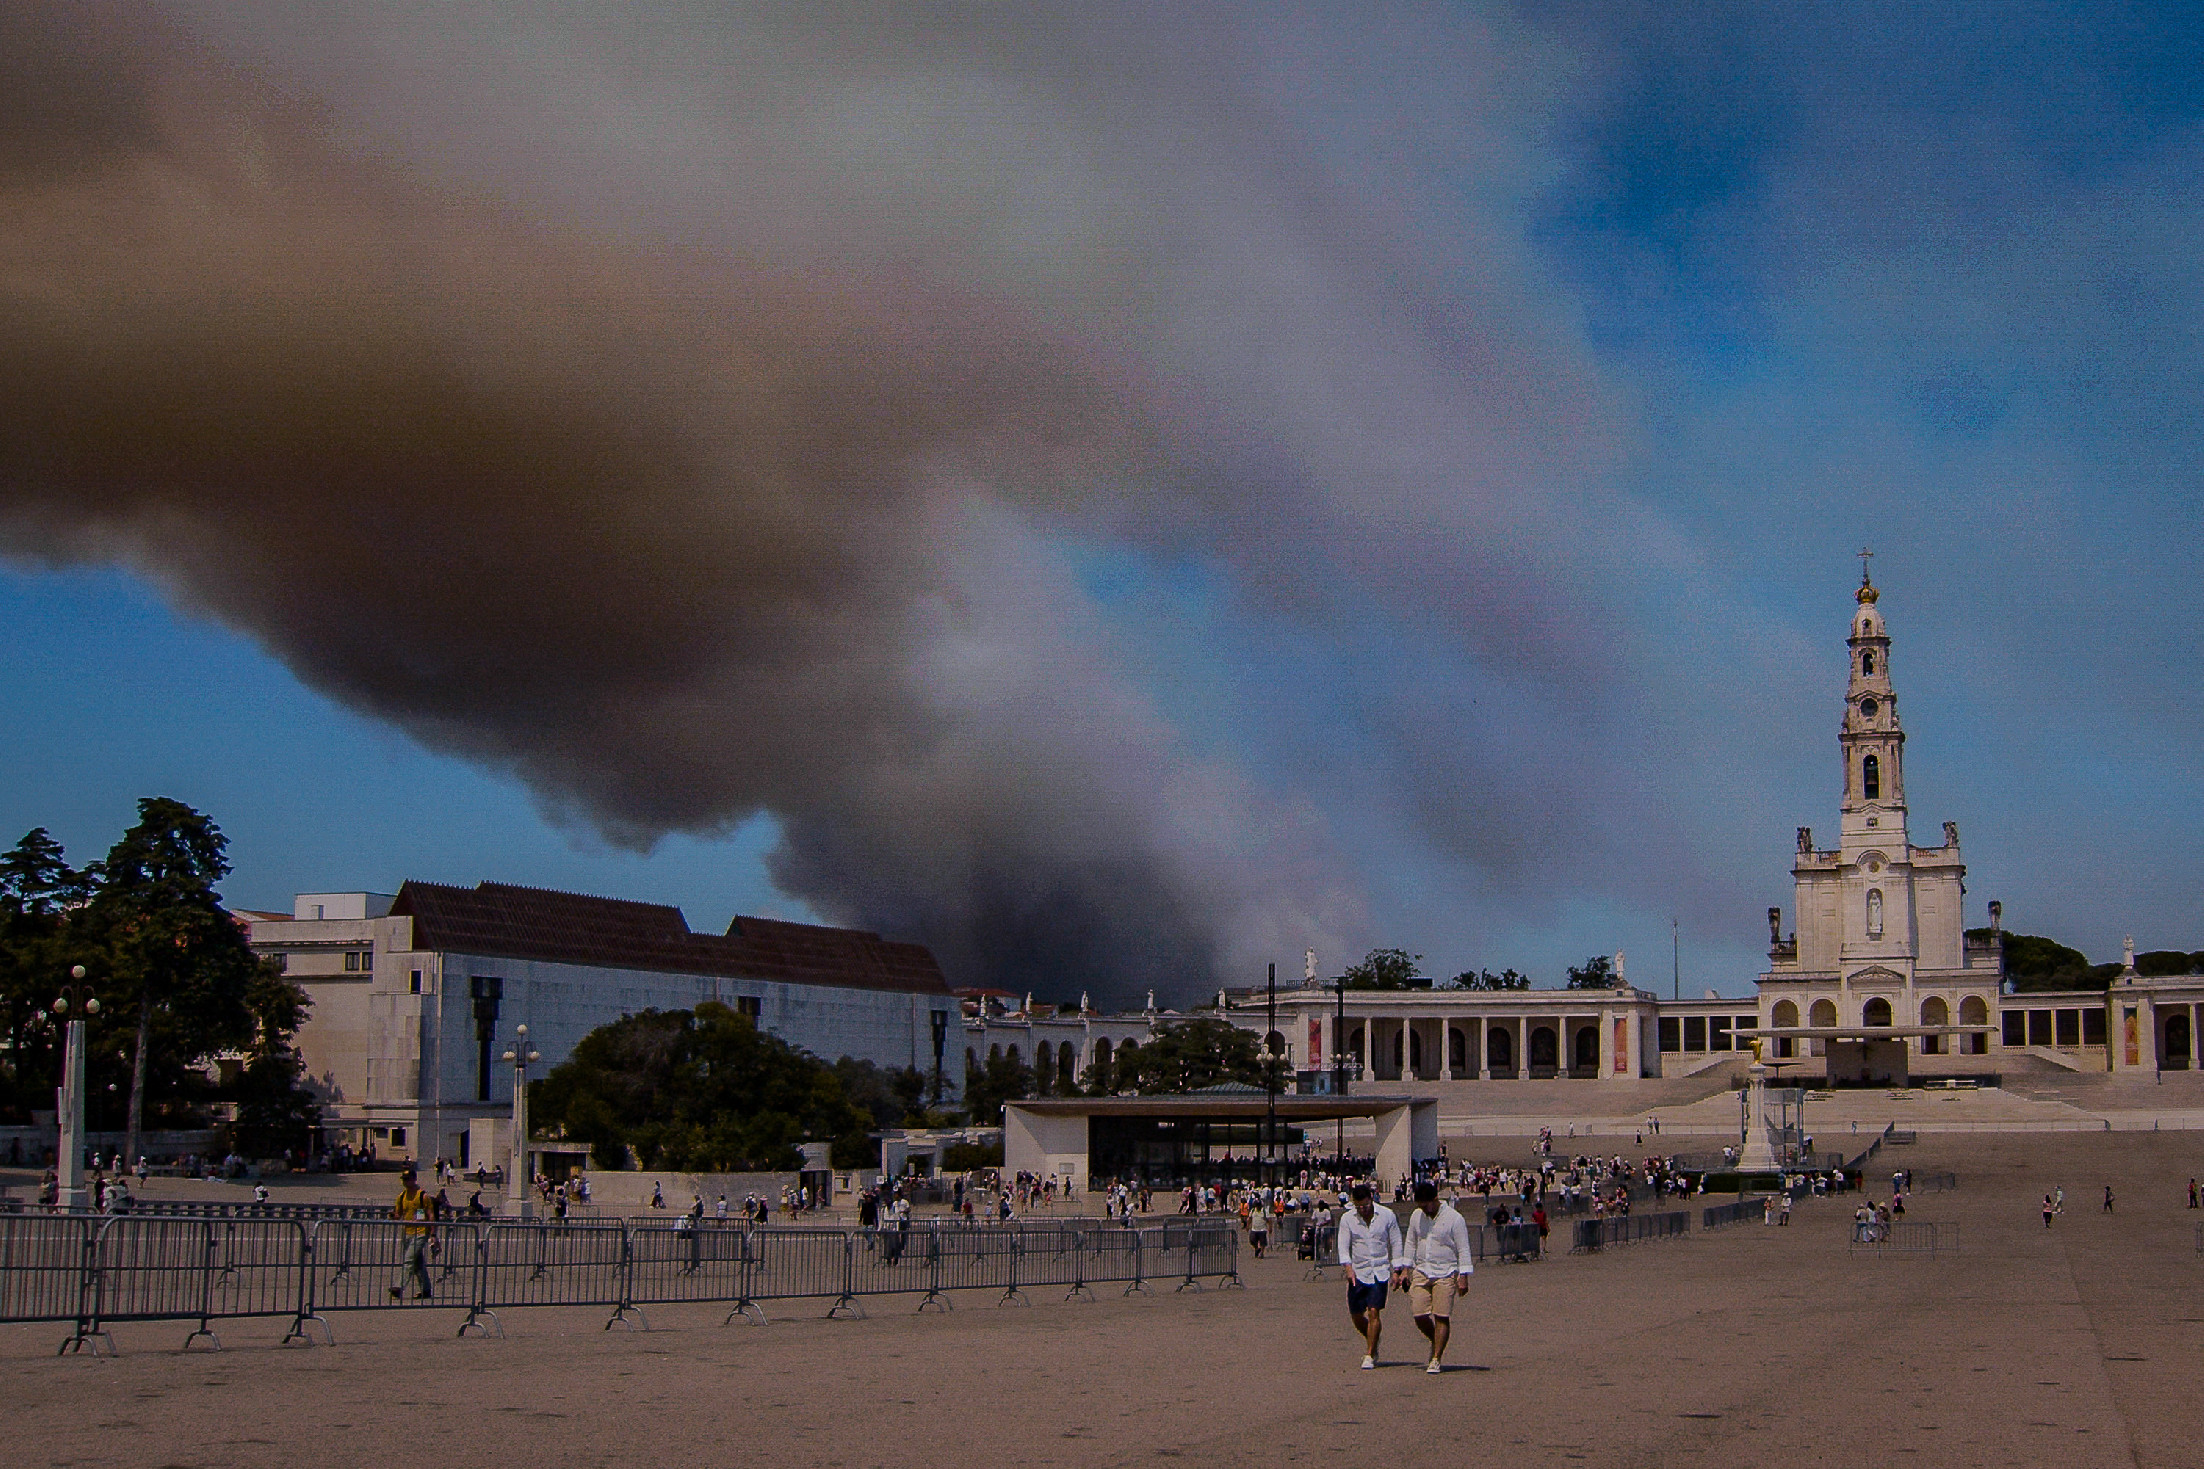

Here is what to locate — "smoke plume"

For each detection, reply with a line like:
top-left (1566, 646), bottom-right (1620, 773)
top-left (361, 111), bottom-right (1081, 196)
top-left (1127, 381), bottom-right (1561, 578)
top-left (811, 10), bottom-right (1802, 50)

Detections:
top-left (0, 3), bottom-right (1640, 1000)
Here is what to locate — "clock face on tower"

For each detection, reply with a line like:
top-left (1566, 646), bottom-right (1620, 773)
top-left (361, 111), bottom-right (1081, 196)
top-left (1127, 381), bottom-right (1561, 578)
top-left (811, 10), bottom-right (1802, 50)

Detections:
top-left (1859, 698), bottom-right (1879, 718)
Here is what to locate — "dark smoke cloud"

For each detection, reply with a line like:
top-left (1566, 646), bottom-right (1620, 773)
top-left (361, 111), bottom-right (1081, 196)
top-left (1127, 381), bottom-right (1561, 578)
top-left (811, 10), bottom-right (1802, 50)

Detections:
top-left (0, 3), bottom-right (1646, 999)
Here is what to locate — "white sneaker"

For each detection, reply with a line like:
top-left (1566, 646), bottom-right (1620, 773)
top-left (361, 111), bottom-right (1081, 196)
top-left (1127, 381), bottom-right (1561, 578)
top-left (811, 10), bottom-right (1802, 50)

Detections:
top-left (1426, 1360), bottom-right (1442, 1375)
top-left (1361, 1355), bottom-right (1375, 1370)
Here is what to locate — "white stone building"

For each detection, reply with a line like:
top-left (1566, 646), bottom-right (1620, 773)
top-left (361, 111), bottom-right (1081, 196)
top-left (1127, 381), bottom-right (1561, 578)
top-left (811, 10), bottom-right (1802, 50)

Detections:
top-left (1754, 561), bottom-right (2005, 1077)
top-left (246, 881), bottom-right (959, 1164)
top-left (1212, 568), bottom-right (2091, 1087)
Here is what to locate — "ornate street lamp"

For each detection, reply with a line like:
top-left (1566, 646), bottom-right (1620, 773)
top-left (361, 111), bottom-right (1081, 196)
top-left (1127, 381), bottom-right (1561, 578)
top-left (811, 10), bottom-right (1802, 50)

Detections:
top-left (48, 965), bottom-right (100, 1210)
top-left (500, 1023), bottom-right (541, 1218)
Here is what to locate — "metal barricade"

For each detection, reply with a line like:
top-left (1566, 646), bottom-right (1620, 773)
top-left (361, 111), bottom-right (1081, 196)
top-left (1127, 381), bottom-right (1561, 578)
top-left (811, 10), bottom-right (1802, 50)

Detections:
top-left (1848, 1221), bottom-right (1951, 1256)
top-left (1479, 1221), bottom-right (1541, 1261)
top-left (1570, 1210), bottom-right (1690, 1252)
top-left (0, 1211), bottom-right (1255, 1347)
top-left (0, 1214), bottom-right (97, 1337)
top-left (475, 1219), bottom-right (630, 1336)
top-left (747, 1227), bottom-right (864, 1320)
top-left (921, 1222), bottom-right (1025, 1308)
top-left (1079, 1224), bottom-right (1146, 1297)
top-left (299, 1218), bottom-right (482, 1342)
top-left (627, 1220), bottom-right (757, 1324)
top-left (1012, 1224), bottom-right (1091, 1302)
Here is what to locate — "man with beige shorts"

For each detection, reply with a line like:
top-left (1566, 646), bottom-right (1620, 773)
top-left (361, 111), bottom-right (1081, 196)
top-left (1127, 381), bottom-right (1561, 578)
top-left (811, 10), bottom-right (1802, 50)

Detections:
top-left (1402, 1179), bottom-right (1473, 1375)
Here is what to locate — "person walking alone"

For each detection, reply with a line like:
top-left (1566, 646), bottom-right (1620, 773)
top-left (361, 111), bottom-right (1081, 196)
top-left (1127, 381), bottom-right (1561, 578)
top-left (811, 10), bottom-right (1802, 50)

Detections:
top-left (1337, 1183), bottom-right (1408, 1371)
top-left (1403, 1181), bottom-right (1473, 1375)
top-left (388, 1167), bottom-right (437, 1300)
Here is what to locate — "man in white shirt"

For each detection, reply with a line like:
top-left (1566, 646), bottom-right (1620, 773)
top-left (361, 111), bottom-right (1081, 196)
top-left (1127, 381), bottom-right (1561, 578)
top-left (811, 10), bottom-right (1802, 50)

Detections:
top-left (1403, 1180), bottom-right (1474, 1374)
top-left (1337, 1182), bottom-right (1409, 1369)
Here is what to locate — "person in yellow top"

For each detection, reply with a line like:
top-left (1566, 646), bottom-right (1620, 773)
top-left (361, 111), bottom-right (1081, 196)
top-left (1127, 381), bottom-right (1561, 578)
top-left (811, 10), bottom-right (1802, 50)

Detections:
top-left (389, 1166), bottom-right (439, 1301)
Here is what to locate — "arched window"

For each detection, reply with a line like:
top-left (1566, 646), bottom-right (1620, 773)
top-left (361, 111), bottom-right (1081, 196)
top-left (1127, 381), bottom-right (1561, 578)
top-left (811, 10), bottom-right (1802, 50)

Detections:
top-left (1486, 1026), bottom-right (1513, 1072)
top-left (1059, 1041), bottom-right (1077, 1091)
top-left (1809, 999), bottom-right (1838, 1028)
top-left (1863, 997), bottom-right (1893, 1026)
top-left (1771, 1000), bottom-right (1799, 1028)
top-left (1862, 754), bottom-right (1881, 800)
top-left (1449, 1027), bottom-right (1469, 1073)
top-left (1921, 996), bottom-right (1949, 1056)
top-left (1862, 650), bottom-right (1875, 676)
top-left (1034, 1043), bottom-right (1055, 1091)
top-left (1867, 888), bottom-right (1885, 939)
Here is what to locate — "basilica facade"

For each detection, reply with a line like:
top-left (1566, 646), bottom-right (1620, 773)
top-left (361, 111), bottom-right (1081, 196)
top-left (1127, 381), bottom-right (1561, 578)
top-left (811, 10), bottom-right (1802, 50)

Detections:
top-left (1218, 567), bottom-right (2204, 1086)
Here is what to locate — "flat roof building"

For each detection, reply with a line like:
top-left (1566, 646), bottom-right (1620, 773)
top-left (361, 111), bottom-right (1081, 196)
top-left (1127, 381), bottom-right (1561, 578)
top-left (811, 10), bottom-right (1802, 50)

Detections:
top-left (246, 880), bottom-right (959, 1166)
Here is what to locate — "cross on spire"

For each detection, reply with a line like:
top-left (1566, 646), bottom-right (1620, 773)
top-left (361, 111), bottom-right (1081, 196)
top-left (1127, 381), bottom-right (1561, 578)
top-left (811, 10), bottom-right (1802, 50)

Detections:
top-left (1857, 546), bottom-right (1874, 586)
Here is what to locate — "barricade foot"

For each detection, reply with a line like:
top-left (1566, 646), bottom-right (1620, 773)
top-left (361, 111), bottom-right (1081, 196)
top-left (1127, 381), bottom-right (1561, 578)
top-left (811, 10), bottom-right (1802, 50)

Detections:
top-left (58, 1327), bottom-right (115, 1357)
top-left (457, 1307), bottom-right (504, 1339)
top-left (1064, 1283), bottom-right (1095, 1302)
top-left (182, 1326), bottom-right (223, 1352)
top-left (997, 1287), bottom-right (1029, 1308)
top-left (605, 1304), bottom-right (650, 1332)
top-left (1123, 1279), bottom-right (1151, 1296)
top-left (827, 1294), bottom-right (867, 1320)
top-left (723, 1299), bottom-right (769, 1326)
top-left (1219, 1271), bottom-right (1245, 1289)
top-left (1175, 1276), bottom-right (1204, 1293)
top-left (916, 1291), bottom-right (952, 1313)
top-left (281, 1313), bottom-right (334, 1347)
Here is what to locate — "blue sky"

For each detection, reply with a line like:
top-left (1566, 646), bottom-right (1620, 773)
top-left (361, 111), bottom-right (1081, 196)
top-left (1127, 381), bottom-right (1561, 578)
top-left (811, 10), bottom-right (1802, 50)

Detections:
top-left (2, 3), bottom-right (2200, 1001)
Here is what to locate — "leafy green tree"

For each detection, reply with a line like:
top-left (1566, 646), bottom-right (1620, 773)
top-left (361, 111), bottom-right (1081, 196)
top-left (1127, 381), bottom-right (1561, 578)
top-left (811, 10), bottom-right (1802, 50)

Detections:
top-left (2136, 950), bottom-right (2198, 978)
top-left (832, 1056), bottom-right (929, 1133)
top-left (1104, 1017), bottom-right (1283, 1094)
top-left (1340, 948), bottom-right (1424, 990)
top-left (530, 1003), bottom-right (872, 1172)
top-left (83, 800), bottom-right (268, 1162)
top-left (0, 828), bottom-right (87, 1121)
top-left (229, 961), bottom-right (322, 1157)
top-left (1080, 1039), bottom-right (1126, 1095)
top-left (1565, 956), bottom-right (1617, 990)
top-left (961, 1048), bottom-right (1034, 1126)
top-left (1974, 931), bottom-right (2124, 992)
top-left (1456, 967), bottom-right (1530, 991)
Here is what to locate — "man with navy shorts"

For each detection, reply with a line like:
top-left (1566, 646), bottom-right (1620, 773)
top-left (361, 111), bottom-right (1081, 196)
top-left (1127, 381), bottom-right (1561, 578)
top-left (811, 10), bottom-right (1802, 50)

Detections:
top-left (1337, 1182), bottom-right (1408, 1369)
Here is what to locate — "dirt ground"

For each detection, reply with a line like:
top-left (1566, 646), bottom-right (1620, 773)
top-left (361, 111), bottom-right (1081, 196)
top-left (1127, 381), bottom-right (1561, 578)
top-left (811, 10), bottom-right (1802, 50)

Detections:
top-left (6, 1132), bottom-right (2202, 1468)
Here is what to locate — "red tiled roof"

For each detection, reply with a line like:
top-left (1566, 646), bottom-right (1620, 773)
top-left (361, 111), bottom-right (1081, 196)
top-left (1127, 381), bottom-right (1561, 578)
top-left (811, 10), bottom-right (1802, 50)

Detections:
top-left (387, 881), bottom-right (952, 996)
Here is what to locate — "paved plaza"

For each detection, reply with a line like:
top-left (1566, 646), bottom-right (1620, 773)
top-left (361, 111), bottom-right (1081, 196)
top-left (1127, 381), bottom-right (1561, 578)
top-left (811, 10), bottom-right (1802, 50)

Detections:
top-left (5, 1132), bottom-right (2203, 1467)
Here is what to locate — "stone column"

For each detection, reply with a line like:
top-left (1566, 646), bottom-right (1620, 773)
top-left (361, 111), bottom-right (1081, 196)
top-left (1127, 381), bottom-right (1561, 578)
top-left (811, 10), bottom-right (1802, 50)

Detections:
top-left (1441, 1019), bottom-right (1455, 1081)
top-left (2192, 1003), bottom-right (2201, 1070)
top-left (1517, 1015), bottom-right (1528, 1079)
top-left (1599, 1007), bottom-right (1615, 1079)
top-left (1478, 1020), bottom-right (1491, 1081)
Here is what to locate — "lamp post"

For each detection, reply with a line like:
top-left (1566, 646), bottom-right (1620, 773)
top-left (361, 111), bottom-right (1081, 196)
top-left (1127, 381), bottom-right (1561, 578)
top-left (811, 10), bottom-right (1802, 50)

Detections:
top-left (1264, 962), bottom-right (1278, 1188)
top-left (49, 965), bottom-right (100, 1211)
top-left (1331, 976), bottom-right (1347, 1169)
top-left (500, 1023), bottom-right (540, 1218)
